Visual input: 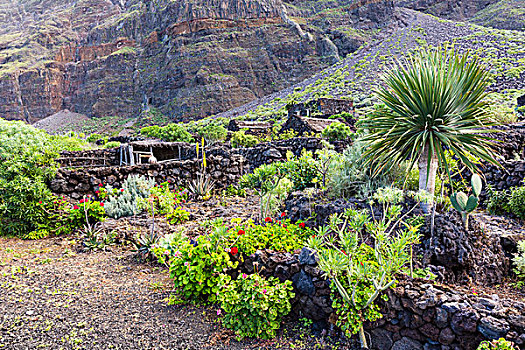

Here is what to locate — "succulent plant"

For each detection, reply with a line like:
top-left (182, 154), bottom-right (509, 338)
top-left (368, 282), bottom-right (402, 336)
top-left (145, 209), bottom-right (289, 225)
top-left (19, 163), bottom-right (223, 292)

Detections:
top-left (450, 173), bottom-right (482, 230)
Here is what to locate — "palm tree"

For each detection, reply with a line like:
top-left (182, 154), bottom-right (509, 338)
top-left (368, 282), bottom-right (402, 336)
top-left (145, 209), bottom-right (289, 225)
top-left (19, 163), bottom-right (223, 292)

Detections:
top-left (360, 48), bottom-right (500, 211)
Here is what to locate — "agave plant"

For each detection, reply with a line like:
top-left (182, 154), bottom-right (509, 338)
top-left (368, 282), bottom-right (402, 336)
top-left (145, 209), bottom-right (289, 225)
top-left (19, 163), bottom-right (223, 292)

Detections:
top-left (360, 48), bottom-right (500, 212)
top-left (188, 174), bottom-right (216, 199)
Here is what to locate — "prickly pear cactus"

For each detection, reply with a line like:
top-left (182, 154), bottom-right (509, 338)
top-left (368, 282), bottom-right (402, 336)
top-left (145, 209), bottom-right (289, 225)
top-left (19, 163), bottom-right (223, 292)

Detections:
top-left (449, 174), bottom-right (483, 230)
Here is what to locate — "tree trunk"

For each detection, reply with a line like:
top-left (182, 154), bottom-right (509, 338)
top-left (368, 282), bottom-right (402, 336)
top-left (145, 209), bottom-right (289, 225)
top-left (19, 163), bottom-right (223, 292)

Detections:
top-left (418, 144), bottom-right (438, 213)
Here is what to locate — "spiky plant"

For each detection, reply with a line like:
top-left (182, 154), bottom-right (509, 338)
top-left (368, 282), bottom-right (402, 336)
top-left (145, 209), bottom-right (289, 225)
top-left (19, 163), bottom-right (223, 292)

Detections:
top-left (360, 48), bottom-right (500, 212)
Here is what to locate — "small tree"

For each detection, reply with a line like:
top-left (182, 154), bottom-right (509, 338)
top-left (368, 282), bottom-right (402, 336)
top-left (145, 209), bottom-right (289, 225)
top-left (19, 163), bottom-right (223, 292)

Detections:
top-left (360, 48), bottom-right (500, 212)
top-left (308, 188), bottom-right (421, 349)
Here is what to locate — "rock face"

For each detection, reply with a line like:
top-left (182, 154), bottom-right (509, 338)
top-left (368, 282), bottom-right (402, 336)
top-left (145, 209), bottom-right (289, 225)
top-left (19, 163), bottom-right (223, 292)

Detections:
top-left (0, 0), bottom-right (394, 123)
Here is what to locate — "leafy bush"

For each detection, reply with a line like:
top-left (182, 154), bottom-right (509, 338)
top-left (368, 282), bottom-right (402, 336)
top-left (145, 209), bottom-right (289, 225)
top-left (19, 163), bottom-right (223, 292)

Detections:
top-left (167, 206), bottom-right (190, 224)
top-left (105, 141), bottom-right (121, 149)
top-left (69, 198), bottom-right (107, 228)
top-left (508, 186), bottom-right (525, 220)
top-left (218, 273), bottom-right (294, 339)
top-left (279, 150), bottom-right (320, 191)
top-left (486, 186), bottom-right (510, 216)
top-left (477, 338), bottom-right (519, 350)
top-left (86, 133), bottom-right (103, 143)
top-left (0, 119), bottom-right (86, 237)
top-left (196, 123), bottom-right (227, 144)
top-left (322, 121), bottom-right (353, 141)
top-left (141, 123), bottom-right (194, 143)
top-left (513, 240), bottom-right (525, 279)
top-left (226, 218), bottom-right (312, 255)
top-left (486, 184), bottom-right (525, 219)
top-left (168, 229), bottom-right (238, 302)
top-left (231, 130), bottom-right (258, 148)
top-left (307, 188), bottom-right (421, 348)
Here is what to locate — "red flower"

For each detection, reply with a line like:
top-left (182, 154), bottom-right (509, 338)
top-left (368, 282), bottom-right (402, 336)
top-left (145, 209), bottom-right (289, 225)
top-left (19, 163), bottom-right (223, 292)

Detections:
top-left (298, 223), bottom-right (306, 229)
top-left (265, 217), bottom-right (272, 223)
top-left (73, 205), bottom-right (79, 210)
top-left (95, 190), bottom-right (99, 194)
top-left (231, 247), bottom-right (238, 255)
top-left (121, 189), bottom-right (125, 192)
top-left (237, 230), bottom-right (245, 236)
top-left (98, 184), bottom-right (103, 187)
top-left (342, 250), bottom-right (347, 255)
top-left (281, 212), bottom-right (286, 218)
top-left (38, 201), bottom-right (42, 204)
top-left (100, 202), bottom-right (104, 207)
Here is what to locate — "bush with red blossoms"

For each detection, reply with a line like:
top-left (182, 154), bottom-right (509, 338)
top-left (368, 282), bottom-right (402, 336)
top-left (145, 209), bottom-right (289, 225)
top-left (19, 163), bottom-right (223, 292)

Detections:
top-left (224, 219), bottom-right (314, 255)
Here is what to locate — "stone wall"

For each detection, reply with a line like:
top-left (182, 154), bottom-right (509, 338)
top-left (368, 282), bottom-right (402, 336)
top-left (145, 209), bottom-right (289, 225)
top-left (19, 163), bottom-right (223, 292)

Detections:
top-left (50, 153), bottom-right (244, 199)
top-left (484, 160), bottom-right (525, 191)
top-left (57, 148), bottom-right (120, 168)
top-left (234, 247), bottom-right (525, 350)
top-left (369, 280), bottom-right (525, 350)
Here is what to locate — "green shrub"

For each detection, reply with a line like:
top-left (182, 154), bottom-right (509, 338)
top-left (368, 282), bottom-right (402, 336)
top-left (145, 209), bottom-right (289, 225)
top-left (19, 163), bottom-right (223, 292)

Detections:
top-left (477, 338), bottom-right (519, 350)
top-left (279, 150), bottom-right (320, 191)
top-left (141, 124), bottom-right (194, 142)
top-left (105, 141), bottom-right (121, 149)
top-left (226, 218), bottom-right (312, 255)
top-left (513, 240), bottom-right (525, 279)
top-left (307, 189), bottom-right (421, 348)
top-left (87, 133), bottom-right (103, 143)
top-left (68, 198), bottom-right (107, 229)
top-left (168, 228), bottom-right (238, 302)
top-left (218, 273), bottom-right (294, 339)
top-left (322, 121), bottom-right (353, 141)
top-left (196, 123), bottom-right (227, 143)
top-left (0, 119), bottom-right (86, 237)
top-left (508, 186), bottom-right (525, 219)
top-left (231, 130), bottom-right (258, 148)
top-left (486, 186), bottom-right (510, 216)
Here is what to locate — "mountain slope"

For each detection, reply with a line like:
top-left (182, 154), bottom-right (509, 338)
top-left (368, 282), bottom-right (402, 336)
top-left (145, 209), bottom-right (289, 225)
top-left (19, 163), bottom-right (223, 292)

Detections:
top-left (216, 8), bottom-right (525, 122)
top-left (0, 0), bottom-right (394, 123)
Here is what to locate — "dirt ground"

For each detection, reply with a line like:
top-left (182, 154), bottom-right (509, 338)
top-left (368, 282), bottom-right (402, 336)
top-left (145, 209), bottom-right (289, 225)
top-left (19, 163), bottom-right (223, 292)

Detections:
top-left (0, 236), bottom-right (337, 350)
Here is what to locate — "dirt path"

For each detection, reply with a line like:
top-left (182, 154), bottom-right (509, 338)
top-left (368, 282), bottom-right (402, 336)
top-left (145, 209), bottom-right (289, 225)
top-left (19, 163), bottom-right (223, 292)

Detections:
top-left (0, 237), bottom-right (328, 350)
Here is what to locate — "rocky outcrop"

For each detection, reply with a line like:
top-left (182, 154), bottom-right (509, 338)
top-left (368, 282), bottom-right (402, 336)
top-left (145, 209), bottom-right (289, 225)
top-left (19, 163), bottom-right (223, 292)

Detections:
top-left (0, 0), bottom-right (394, 123)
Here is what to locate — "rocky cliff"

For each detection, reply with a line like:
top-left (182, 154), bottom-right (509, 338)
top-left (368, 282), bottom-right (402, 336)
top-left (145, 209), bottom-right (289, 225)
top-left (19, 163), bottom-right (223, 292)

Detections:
top-left (0, 0), bottom-right (394, 123)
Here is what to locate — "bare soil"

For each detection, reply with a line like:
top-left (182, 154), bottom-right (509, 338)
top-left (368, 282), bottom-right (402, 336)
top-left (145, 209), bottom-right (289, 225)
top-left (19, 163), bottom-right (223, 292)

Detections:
top-left (0, 237), bottom-right (335, 350)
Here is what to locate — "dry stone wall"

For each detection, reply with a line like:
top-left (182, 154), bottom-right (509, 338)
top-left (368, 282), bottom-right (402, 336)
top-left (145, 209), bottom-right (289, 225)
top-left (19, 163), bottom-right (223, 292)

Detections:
top-left (50, 154), bottom-right (244, 199)
top-left (234, 247), bottom-right (525, 350)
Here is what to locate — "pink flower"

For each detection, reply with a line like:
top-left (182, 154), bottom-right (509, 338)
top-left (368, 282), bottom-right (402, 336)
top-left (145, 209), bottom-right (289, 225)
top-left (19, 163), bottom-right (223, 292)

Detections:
top-left (38, 201), bottom-right (42, 204)
top-left (98, 184), bottom-right (103, 187)
top-left (174, 251), bottom-right (181, 258)
top-left (184, 262), bottom-right (190, 266)
top-left (217, 309), bottom-right (221, 316)
top-left (242, 273), bottom-right (247, 279)
top-left (262, 289), bottom-right (267, 294)
top-left (95, 190), bottom-right (99, 194)
top-left (73, 205), bottom-right (79, 210)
